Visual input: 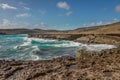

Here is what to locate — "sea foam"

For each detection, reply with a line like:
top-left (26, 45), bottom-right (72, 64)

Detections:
top-left (8, 35), bottom-right (117, 60)
top-left (80, 44), bottom-right (116, 51)
top-left (26, 37), bottom-right (116, 51)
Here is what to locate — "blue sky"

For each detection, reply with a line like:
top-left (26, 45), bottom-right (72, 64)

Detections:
top-left (0, 0), bottom-right (120, 30)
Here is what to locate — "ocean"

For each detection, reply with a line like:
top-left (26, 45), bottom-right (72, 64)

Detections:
top-left (0, 34), bottom-right (116, 60)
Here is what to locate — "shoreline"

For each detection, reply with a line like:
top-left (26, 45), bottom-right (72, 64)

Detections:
top-left (0, 34), bottom-right (118, 61)
top-left (0, 34), bottom-right (120, 80)
top-left (0, 22), bottom-right (120, 80)
top-left (0, 47), bottom-right (120, 80)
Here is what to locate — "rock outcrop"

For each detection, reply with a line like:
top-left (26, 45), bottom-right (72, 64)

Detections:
top-left (0, 22), bottom-right (120, 80)
top-left (0, 47), bottom-right (120, 80)
top-left (29, 33), bottom-right (120, 45)
top-left (75, 34), bottom-right (120, 45)
top-left (29, 34), bottom-right (83, 40)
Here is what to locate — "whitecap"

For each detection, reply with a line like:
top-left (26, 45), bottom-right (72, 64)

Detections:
top-left (30, 38), bottom-right (57, 42)
top-left (86, 44), bottom-right (116, 51)
top-left (78, 44), bottom-right (116, 51)
top-left (13, 46), bottom-right (18, 49)
top-left (12, 37), bottom-right (117, 60)
top-left (30, 54), bottom-right (40, 60)
top-left (32, 45), bottom-right (40, 51)
top-left (19, 37), bottom-right (32, 47)
top-left (20, 41), bottom-right (31, 46)
top-left (30, 46), bottom-right (40, 60)
top-left (26, 38), bottom-right (116, 51)
top-left (43, 41), bottom-right (81, 47)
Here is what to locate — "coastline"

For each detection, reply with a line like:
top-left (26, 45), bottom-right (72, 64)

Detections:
top-left (0, 22), bottom-right (120, 80)
top-left (0, 34), bottom-right (120, 80)
top-left (0, 47), bottom-right (120, 80)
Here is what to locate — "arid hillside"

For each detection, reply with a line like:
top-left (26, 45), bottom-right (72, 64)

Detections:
top-left (72, 22), bottom-right (120, 34)
top-left (47, 22), bottom-right (120, 34)
top-left (0, 22), bottom-right (120, 80)
top-left (0, 22), bottom-right (120, 35)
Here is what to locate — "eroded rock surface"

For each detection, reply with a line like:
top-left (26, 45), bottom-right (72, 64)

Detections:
top-left (0, 22), bottom-right (120, 80)
top-left (0, 47), bottom-right (120, 80)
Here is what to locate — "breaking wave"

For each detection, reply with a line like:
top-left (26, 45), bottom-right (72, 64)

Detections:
top-left (0, 34), bottom-right (116, 60)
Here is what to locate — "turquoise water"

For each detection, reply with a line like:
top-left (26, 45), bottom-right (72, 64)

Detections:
top-left (0, 34), bottom-right (116, 60)
top-left (0, 34), bottom-right (79, 60)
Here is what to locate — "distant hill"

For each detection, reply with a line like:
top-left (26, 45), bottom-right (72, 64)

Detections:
top-left (0, 22), bottom-right (120, 35)
top-left (67, 22), bottom-right (120, 34)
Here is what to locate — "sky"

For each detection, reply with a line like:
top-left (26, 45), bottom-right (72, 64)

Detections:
top-left (0, 0), bottom-right (120, 30)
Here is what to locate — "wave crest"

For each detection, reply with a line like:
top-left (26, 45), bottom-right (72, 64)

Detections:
top-left (12, 37), bottom-right (116, 60)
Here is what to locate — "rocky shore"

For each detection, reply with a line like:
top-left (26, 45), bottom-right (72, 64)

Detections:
top-left (0, 22), bottom-right (120, 80)
top-left (0, 34), bottom-right (120, 80)
top-left (0, 47), bottom-right (120, 80)
top-left (29, 33), bottom-right (120, 45)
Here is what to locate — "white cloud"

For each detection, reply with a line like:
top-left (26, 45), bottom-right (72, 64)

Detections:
top-left (66, 11), bottom-right (72, 16)
top-left (16, 13), bottom-right (31, 18)
top-left (83, 18), bottom-right (119, 27)
top-left (90, 22), bottom-right (96, 26)
top-left (19, 2), bottom-right (26, 5)
top-left (0, 19), bottom-right (31, 29)
top-left (39, 10), bottom-right (46, 15)
top-left (113, 18), bottom-right (119, 21)
top-left (0, 19), bottom-right (57, 29)
top-left (96, 21), bottom-right (103, 25)
top-left (2, 19), bottom-right (11, 27)
top-left (105, 18), bottom-right (119, 24)
top-left (23, 6), bottom-right (30, 10)
top-left (34, 22), bottom-right (58, 30)
top-left (0, 3), bottom-right (17, 10)
top-left (57, 1), bottom-right (70, 10)
top-left (34, 22), bottom-right (47, 28)
top-left (57, 2), bottom-right (72, 17)
top-left (39, 22), bottom-right (46, 27)
top-left (115, 5), bottom-right (120, 12)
